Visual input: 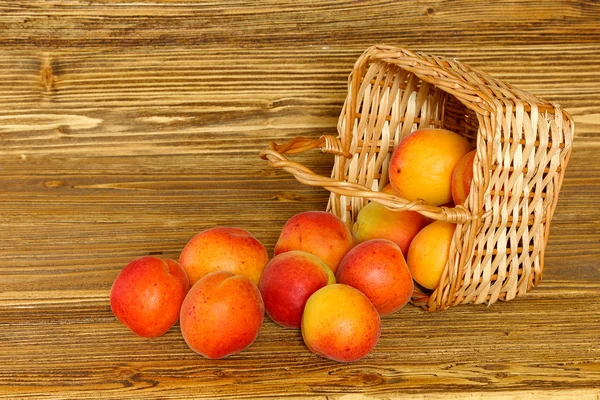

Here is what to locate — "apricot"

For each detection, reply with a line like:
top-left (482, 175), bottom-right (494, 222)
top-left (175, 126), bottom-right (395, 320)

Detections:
top-left (179, 227), bottom-right (268, 286)
top-left (274, 211), bottom-right (354, 273)
top-left (407, 221), bottom-right (456, 290)
top-left (451, 149), bottom-right (476, 205)
top-left (381, 184), bottom-right (396, 195)
top-left (352, 201), bottom-right (428, 256)
top-left (336, 239), bottom-right (413, 316)
top-left (302, 284), bottom-right (381, 362)
top-left (180, 271), bottom-right (264, 359)
top-left (259, 250), bottom-right (335, 329)
top-left (389, 128), bottom-right (473, 206)
top-left (110, 256), bottom-right (190, 338)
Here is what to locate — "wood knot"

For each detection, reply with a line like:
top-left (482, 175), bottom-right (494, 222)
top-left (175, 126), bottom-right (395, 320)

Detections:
top-left (55, 125), bottom-right (69, 136)
top-left (44, 180), bottom-right (64, 188)
top-left (40, 59), bottom-right (55, 93)
top-left (116, 367), bottom-right (136, 379)
top-left (273, 192), bottom-right (302, 202)
top-left (115, 366), bottom-right (158, 388)
top-left (360, 373), bottom-right (384, 386)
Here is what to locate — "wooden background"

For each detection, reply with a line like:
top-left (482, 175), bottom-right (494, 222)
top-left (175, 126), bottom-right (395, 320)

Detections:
top-left (1, 1), bottom-right (599, 399)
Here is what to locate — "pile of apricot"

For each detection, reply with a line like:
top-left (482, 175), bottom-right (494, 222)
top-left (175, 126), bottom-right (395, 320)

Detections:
top-left (110, 128), bottom-right (475, 362)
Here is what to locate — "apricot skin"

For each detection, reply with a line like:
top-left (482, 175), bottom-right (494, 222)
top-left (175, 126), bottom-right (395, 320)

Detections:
top-left (179, 271), bottom-right (264, 359)
top-left (110, 256), bottom-right (190, 338)
top-left (179, 227), bottom-right (269, 287)
top-left (336, 239), bottom-right (414, 316)
top-left (407, 221), bottom-right (456, 290)
top-left (274, 211), bottom-right (354, 273)
top-left (259, 250), bottom-right (335, 329)
top-left (301, 284), bottom-right (381, 362)
top-left (389, 129), bottom-right (473, 206)
top-left (352, 201), bottom-right (428, 256)
top-left (452, 150), bottom-right (476, 206)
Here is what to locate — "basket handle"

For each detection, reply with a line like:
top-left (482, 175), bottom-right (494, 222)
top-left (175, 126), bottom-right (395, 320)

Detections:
top-left (260, 136), bottom-right (479, 224)
top-left (261, 135), bottom-right (352, 159)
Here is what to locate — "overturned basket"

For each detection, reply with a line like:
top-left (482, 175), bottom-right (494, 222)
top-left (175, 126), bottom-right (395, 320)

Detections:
top-left (260, 45), bottom-right (574, 311)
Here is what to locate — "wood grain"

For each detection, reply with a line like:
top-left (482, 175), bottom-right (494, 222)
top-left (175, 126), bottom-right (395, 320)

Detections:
top-left (0, 0), bottom-right (598, 48)
top-left (1, 1), bottom-right (599, 399)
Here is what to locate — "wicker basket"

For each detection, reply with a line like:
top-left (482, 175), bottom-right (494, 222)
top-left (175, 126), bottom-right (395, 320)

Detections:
top-left (260, 45), bottom-right (574, 311)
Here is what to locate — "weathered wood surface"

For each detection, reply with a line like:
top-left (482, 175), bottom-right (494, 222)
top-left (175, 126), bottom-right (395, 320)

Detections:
top-left (1, 1), bottom-right (599, 399)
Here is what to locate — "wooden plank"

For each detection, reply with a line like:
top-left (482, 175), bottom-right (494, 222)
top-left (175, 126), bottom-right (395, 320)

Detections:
top-left (0, 283), bottom-right (599, 398)
top-left (0, 0), bottom-right (598, 48)
top-left (0, 1), bottom-right (599, 398)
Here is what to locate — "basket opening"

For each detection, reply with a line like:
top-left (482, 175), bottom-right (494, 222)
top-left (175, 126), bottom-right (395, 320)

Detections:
top-left (347, 66), bottom-right (481, 199)
top-left (442, 93), bottom-right (479, 145)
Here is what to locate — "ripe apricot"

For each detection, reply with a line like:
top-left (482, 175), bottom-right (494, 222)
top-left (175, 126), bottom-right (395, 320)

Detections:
top-left (274, 211), bottom-right (354, 273)
top-left (451, 150), bottom-right (476, 206)
top-left (302, 284), bottom-right (381, 362)
top-left (407, 221), bottom-right (456, 290)
top-left (389, 129), bottom-right (473, 206)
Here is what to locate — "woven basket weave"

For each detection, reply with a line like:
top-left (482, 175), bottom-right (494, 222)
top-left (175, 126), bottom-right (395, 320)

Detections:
top-left (260, 45), bottom-right (574, 311)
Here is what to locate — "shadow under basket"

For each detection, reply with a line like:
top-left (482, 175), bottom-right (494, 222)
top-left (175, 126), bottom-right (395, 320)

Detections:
top-left (260, 45), bottom-right (574, 311)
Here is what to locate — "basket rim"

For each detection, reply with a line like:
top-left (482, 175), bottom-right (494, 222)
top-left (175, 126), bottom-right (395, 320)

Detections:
top-left (352, 45), bottom-right (565, 119)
